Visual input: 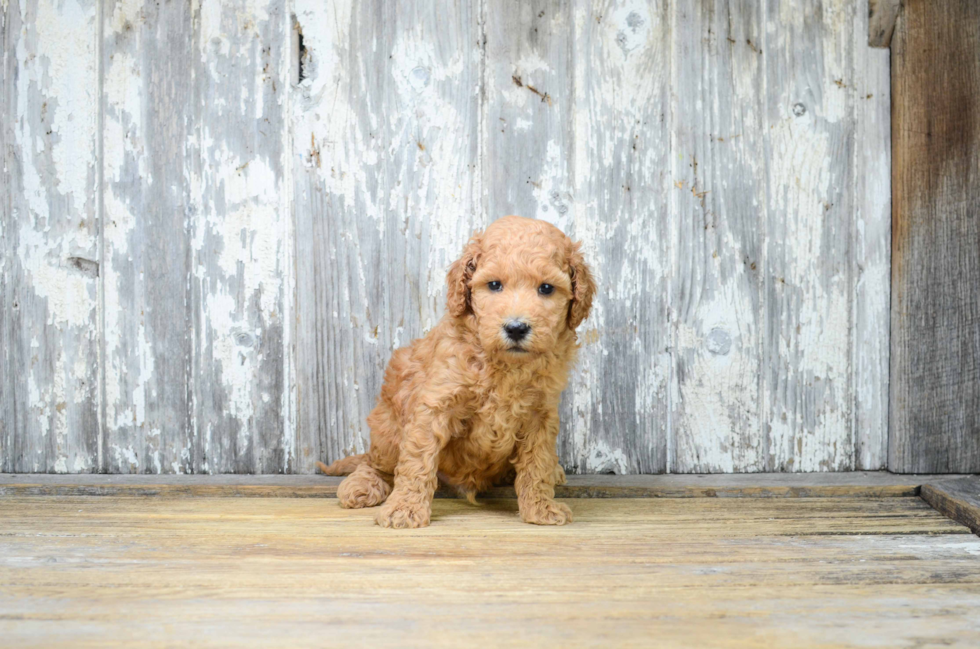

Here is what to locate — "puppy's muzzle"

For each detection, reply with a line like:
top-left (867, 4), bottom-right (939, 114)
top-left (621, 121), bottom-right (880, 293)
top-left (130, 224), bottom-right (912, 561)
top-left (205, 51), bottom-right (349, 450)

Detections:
top-left (503, 320), bottom-right (532, 342)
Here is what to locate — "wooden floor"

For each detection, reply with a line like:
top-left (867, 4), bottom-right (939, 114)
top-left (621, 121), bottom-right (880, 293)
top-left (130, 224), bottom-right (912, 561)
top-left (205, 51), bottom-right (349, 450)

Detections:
top-left (2, 488), bottom-right (980, 648)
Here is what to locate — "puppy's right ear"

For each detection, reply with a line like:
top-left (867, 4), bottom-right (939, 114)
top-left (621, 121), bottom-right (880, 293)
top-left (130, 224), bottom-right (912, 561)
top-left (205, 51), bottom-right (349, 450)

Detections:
top-left (446, 235), bottom-right (482, 318)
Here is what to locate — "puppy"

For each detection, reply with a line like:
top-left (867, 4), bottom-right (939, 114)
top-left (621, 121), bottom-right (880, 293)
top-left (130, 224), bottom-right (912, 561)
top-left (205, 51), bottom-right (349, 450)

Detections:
top-left (317, 215), bottom-right (595, 528)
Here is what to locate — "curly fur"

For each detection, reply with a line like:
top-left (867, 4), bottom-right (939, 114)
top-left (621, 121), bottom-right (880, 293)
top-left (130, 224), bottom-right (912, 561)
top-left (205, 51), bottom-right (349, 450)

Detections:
top-left (320, 216), bottom-right (595, 528)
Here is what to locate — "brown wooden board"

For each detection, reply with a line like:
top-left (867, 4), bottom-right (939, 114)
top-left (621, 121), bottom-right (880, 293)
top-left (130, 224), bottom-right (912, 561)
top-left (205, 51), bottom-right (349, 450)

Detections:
top-left (921, 476), bottom-right (980, 535)
top-left (889, 0), bottom-right (980, 473)
top-left (868, 0), bottom-right (902, 48)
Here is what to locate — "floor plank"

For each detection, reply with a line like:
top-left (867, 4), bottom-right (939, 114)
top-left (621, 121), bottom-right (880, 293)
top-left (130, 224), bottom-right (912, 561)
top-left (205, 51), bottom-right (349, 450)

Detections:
top-left (1, 471), bottom-right (972, 499)
top-left (921, 476), bottom-right (980, 534)
top-left (1, 496), bottom-right (978, 647)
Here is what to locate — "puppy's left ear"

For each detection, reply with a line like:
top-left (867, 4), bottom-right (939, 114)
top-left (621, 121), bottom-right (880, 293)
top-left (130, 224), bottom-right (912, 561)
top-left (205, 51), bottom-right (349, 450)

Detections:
top-left (446, 235), bottom-right (482, 318)
top-left (567, 241), bottom-right (596, 330)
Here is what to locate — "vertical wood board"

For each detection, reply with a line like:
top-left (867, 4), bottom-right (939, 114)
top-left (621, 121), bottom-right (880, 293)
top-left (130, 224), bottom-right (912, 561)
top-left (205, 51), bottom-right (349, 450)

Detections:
top-left (670, 0), bottom-right (766, 472)
top-left (2, 0), bottom-right (101, 473)
top-left (101, 0), bottom-right (290, 473)
top-left (763, 0), bottom-right (856, 471)
top-left (568, 0), bottom-right (672, 473)
top-left (851, 6), bottom-right (891, 471)
top-left (291, 0), bottom-right (390, 473)
top-left (889, 0), bottom-right (980, 473)
top-left (101, 0), bottom-right (196, 474)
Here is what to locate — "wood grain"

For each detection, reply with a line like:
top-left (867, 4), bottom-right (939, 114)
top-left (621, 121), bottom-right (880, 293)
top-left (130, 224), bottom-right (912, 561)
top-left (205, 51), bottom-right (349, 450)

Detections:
top-left (764, 0), bottom-right (859, 471)
top-left (921, 477), bottom-right (980, 535)
top-left (291, 0), bottom-right (389, 473)
top-left (868, 0), bottom-right (902, 48)
top-left (0, 3), bottom-right (6, 471)
top-left (101, 0), bottom-right (291, 473)
top-left (190, 0), bottom-right (291, 473)
top-left (100, 0), bottom-right (197, 473)
top-left (670, 0), bottom-right (891, 472)
top-left (889, 0), bottom-right (980, 473)
top-left (1, 472), bottom-right (969, 499)
top-left (0, 495), bottom-right (977, 647)
top-left (671, 0), bottom-right (765, 472)
top-left (852, 3), bottom-right (892, 470)
top-left (3, 0), bottom-right (893, 475)
top-left (560, 0), bottom-right (672, 473)
top-left (1, 0), bottom-right (102, 473)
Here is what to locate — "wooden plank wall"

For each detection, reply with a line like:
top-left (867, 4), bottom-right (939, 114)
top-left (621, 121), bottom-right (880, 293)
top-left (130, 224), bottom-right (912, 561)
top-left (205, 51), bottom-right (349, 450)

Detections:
top-left (889, 0), bottom-right (980, 473)
top-left (1, 0), bottom-right (891, 474)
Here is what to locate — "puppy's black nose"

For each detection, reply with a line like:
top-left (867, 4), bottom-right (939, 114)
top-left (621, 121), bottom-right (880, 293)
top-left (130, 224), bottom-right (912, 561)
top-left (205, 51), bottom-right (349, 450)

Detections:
top-left (504, 321), bottom-right (531, 342)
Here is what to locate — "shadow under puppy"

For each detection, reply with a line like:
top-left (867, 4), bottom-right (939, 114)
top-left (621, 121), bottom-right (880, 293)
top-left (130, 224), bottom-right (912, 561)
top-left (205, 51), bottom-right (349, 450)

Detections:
top-left (318, 215), bottom-right (595, 528)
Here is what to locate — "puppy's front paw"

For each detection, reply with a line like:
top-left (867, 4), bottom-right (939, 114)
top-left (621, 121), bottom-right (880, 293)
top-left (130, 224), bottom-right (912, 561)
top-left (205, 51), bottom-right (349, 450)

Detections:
top-left (520, 499), bottom-right (572, 526)
top-left (375, 497), bottom-right (431, 529)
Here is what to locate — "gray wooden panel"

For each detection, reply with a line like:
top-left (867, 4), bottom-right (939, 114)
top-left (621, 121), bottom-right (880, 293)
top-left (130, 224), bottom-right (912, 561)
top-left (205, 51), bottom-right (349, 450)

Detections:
top-left (292, 0), bottom-right (483, 472)
top-left (484, 0), bottom-right (573, 470)
top-left (852, 8), bottom-right (891, 471)
top-left (2, 0), bottom-right (895, 475)
top-left (2, 0), bottom-right (101, 473)
top-left (381, 0), bottom-right (485, 361)
top-left (291, 0), bottom-right (392, 472)
top-left (1, 0), bottom-right (9, 472)
top-left (889, 0), bottom-right (980, 473)
top-left (568, 0), bottom-right (671, 473)
top-left (671, 0), bottom-right (766, 472)
top-left (190, 0), bottom-right (290, 473)
top-left (763, 0), bottom-right (858, 471)
top-left (102, 0), bottom-right (289, 473)
top-left (101, 0), bottom-right (196, 473)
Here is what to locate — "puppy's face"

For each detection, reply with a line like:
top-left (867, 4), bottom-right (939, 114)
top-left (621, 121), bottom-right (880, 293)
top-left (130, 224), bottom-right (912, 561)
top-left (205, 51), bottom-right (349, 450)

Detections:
top-left (446, 216), bottom-right (595, 361)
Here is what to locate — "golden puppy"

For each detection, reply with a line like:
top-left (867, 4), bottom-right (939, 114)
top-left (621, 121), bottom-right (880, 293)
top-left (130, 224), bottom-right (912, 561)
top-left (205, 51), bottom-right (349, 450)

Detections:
top-left (317, 215), bottom-right (595, 528)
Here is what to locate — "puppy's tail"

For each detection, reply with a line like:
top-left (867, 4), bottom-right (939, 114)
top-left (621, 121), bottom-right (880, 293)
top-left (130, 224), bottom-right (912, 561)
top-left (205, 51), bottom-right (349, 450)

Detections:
top-left (316, 454), bottom-right (368, 476)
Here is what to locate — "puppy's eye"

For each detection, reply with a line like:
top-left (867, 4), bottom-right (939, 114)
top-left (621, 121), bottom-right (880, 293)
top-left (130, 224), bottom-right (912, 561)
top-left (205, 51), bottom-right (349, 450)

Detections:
top-left (488, 281), bottom-right (503, 292)
top-left (538, 284), bottom-right (555, 296)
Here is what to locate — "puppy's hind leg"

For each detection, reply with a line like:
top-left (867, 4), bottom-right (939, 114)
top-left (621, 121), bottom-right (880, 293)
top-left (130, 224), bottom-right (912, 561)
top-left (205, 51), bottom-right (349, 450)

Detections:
top-left (337, 462), bottom-right (393, 509)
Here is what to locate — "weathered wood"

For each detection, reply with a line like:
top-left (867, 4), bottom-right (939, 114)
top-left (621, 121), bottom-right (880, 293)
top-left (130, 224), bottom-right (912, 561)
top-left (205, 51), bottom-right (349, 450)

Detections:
top-left (557, 0), bottom-right (672, 473)
top-left (291, 0), bottom-right (483, 473)
top-left (852, 3), bottom-right (892, 470)
top-left (291, 0), bottom-right (389, 473)
top-left (671, 0), bottom-right (765, 472)
top-left (101, 0), bottom-right (290, 473)
top-left (1, 2), bottom-right (10, 473)
top-left (190, 0), bottom-right (291, 473)
top-left (1, 0), bottom-right (102, 473)
top-left (889, 0), bottom-right (980, 473)
top-left (764, 0), bottom-right (859, 471)
top-left (380, 0), bottom-right (485, 360)
top-left (3, 0), bottom-right (894, 475)
top-left (0, 496), bottom-right (977, 647)
top-left (100, 0), bottom-right (196, 473)
top-left (921, 477), bottom-right (980, 535)
top-left (868, 0), bottom-right (902, 48)
top-left (670, 1), bottom-right (890, 472)
top-left (2, 471), bottom-right (969, 499)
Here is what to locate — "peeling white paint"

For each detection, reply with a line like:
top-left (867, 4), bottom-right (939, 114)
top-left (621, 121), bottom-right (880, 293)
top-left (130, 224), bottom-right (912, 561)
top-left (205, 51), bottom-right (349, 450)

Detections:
top-left (35, 0), bottom-right (98, 208)
top-left (5, 0), bottom-right (891, 475)
top-left (4, 0), bottom-right (101, 473)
